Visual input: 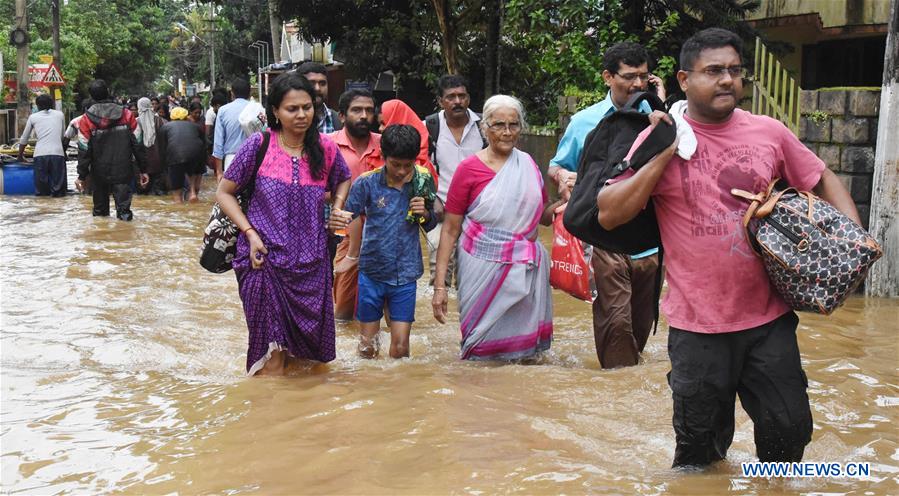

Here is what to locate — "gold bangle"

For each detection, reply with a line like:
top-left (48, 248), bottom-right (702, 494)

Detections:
top-left (434, 287), bottom-right (447, 291)
top-left (242, 226), bottom-right (256, 234)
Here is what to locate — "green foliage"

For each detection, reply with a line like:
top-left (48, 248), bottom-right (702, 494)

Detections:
top-left (280, 1), bottom-right (442, 86)
top-left (808, 110), bottom-right (830, 125)
top-left (561, 85), bottom-right (607, 112)
top-left (0, 0), bottom-right (174, 102)
top-left (213, 0), bottom-right (271, 87)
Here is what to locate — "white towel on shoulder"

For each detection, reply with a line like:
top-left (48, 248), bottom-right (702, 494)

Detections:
top-left (669, 100), bottom-right (697, 160)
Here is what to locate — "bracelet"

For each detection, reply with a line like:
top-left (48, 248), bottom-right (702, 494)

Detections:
top-left (345, 254), bottom-right (359, 260)
top-left (242, 226), bottom-right (256, 234)
top-left (434, 287), bottom-right (447, 291)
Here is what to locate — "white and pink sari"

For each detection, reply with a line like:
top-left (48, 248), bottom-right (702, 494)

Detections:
top-left (457, 149), bottom-right (553, 360)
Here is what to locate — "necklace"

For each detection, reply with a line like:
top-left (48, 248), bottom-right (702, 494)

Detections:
top-left (279, 133), bottom-right (304, 151)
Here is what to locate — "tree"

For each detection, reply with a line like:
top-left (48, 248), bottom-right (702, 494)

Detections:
top-left (1, 0), bottom-right (174, 104)
top-left (211, 0), bottom-right (273, 87)
top-left (502, 0), bottom-right (759, 122)
top-left (281, 1), bottom-right (442, 84)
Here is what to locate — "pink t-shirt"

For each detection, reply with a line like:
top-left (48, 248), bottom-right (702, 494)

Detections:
top-left (445, 154), bottom-right (548, 215)
top-left (616, 109), bottom-right (824, 333)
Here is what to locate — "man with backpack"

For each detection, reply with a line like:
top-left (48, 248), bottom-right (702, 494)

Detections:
top-left (548, 42), bottom-right (666, 369)
top-left (598, 28), bottom-right (860, 467)
top-left (423, 74), bottom-right (486, 288)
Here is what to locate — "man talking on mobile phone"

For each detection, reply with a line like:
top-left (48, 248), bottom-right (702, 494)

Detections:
top-left (547, 42), bottom-right (666, 368)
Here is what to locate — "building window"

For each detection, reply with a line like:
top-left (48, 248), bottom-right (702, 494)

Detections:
top-left (802, 36), bottom-right (886, 89)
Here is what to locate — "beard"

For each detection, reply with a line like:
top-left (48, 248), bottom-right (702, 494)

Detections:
top-left (346, 120), bottom-right (372, 138)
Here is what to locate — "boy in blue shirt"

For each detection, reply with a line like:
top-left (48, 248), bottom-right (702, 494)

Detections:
top-left (330, 124), bottom-right (438, 359)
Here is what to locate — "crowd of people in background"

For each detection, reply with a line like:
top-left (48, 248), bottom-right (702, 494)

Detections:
top-left (14, 27), bottom-right (867, 471)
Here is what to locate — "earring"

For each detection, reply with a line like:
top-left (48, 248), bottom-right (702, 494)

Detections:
top-left (275, 116), bottom-right (280, 125)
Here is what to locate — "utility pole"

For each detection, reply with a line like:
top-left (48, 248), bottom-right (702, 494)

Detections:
top-left (51, 0), bottom-right (61, 65)
top-left (15, 0), bottom-right (29, 135)
top-left (866, 0), bottom-right (899, 297)
top-left (208, 2), bottom-right (215, 90)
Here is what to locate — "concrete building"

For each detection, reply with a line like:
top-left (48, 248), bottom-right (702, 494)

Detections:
top-left (746, 0), bottom-right (891, 88)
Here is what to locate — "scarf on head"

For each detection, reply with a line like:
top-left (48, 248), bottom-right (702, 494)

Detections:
top-left (380, 99), bottom-right (430, 166)
top-left (137, 97), bottom-right (156, 147)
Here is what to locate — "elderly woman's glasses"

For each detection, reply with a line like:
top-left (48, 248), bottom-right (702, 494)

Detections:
top-left (486, 121), bottom-right (521, 132)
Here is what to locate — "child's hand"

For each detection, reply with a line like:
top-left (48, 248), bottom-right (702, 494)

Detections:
top-left (410, 196), bottom-right (427, 216)
top-left (329, 207), bottom-right (353, 232)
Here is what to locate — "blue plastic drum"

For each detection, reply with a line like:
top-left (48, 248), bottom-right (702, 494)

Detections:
top-left (0, 163), bottom-right (36, 195)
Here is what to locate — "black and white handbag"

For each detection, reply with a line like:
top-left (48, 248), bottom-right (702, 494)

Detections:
top-left (732, 178), bottom-right (882, 314)
top-left (199, 131), bottom-right (270, 273)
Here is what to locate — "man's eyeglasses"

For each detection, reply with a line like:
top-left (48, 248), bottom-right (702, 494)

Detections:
top-left (486, 121), bottom-right (522, 132)
top-left (613, 72), bottom-right (650, 82)
top-left (684, 65), bottom-right (749, 80)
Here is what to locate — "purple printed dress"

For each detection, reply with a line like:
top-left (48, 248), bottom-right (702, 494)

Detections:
top-left (224, 131), bottom-right (351, 374)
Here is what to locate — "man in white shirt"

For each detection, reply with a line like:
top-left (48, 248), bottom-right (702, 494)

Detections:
top-left (423, 74), bottom-right (485, 287)
top-left (19, 94), bottom-right (67, 196)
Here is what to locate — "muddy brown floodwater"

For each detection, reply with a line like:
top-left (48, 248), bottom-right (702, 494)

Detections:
top-left (1, 175), bottom-right (897, 494)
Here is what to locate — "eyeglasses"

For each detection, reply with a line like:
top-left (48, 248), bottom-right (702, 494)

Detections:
top-left (613, 72), bottom-right (650, 82)
top-left (486, 121), bottom-right (521, 132)
top-left (684, 65), bottom-right (749, 80)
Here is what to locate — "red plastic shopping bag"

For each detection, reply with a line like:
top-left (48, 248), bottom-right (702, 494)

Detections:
top-left (550, 212), bottom-right (595, 302)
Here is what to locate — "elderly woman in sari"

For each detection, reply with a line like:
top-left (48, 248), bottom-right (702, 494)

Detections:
top-left (431, 95), bottom-right (560, 361)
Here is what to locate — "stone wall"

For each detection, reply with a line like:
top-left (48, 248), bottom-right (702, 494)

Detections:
top-left (799, 88), bottom-right (880, 228)
top-left (517, 130), bottom-right (561, 198)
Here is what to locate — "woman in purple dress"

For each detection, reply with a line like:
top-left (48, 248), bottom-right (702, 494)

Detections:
top-left (216, 73), bottom-right (351, 376)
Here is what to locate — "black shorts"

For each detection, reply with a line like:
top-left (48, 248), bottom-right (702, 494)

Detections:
top-left (191, 158), bottom-right (208, 175)
top-left (168, 162), bottom-right (189, 189)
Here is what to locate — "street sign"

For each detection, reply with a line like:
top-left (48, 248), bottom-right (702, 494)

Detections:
top-left (38, 55), bottom-right (53, 64)
top-left (41, 63), bottom-right (65, 86)
top-left (346, 81), bottom-right (372, 92)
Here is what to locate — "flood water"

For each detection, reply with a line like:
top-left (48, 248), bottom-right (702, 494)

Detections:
top-left (1, 174), bottom-right (897, 494)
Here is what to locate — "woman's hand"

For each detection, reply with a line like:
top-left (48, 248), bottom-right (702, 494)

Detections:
top-left (432, 288), bottom-right (448, 324)
top-left (247, 230), bottom-right (268, 269)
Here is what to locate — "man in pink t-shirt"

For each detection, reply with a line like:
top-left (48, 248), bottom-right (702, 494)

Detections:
top-left (599, 28), bottom-right (861, 468)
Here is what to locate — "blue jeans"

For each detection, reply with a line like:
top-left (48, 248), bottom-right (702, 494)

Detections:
top-left (33, 155), bottom-right (67, 196)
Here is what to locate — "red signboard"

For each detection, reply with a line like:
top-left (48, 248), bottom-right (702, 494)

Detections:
top-left (3, 64), bottom-right (66, 103)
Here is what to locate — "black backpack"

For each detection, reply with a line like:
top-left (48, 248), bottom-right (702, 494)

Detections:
top-left (424, 112), bottom-right (488, 174)
top-left (562, 92), bottom-right (676, 255)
